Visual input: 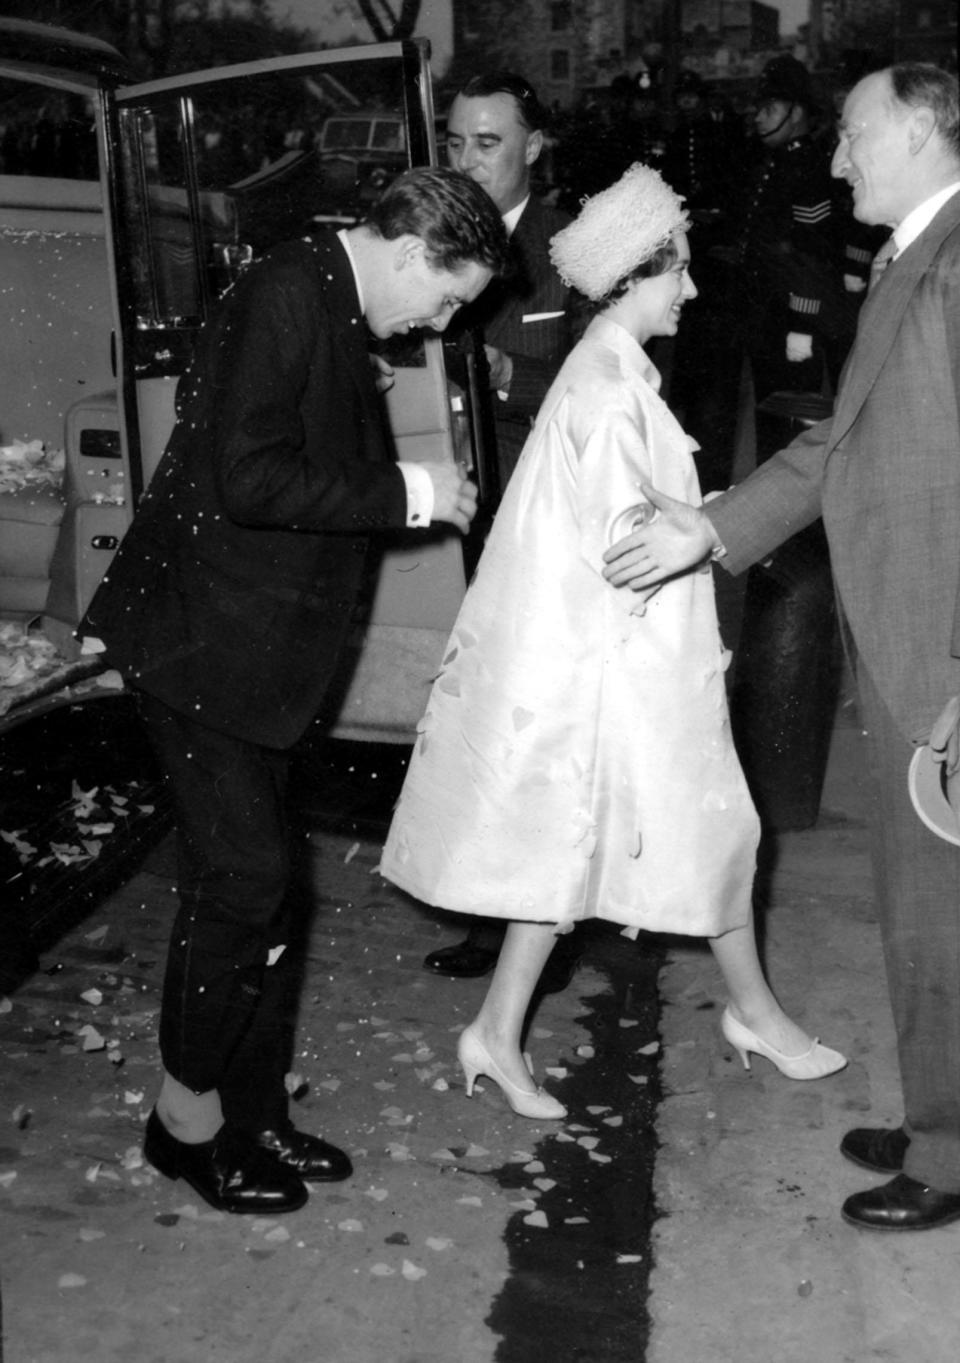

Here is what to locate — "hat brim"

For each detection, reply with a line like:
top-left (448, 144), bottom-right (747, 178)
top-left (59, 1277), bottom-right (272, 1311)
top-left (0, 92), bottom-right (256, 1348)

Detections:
top-left (908, 745), bottom-right (960, 846)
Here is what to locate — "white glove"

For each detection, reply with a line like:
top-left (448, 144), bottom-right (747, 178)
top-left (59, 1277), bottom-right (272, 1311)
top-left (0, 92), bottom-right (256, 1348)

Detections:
top-left (786, 332), bottom-right (813, 363)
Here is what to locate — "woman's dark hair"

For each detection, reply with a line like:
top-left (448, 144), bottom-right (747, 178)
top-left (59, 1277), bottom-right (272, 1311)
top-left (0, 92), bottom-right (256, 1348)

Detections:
top-left (588, 239), bottom-right (680, 314)
top-left (455, 71), bottom-right (549, 134)
top-left (367, 166), bottom-right (511, 276)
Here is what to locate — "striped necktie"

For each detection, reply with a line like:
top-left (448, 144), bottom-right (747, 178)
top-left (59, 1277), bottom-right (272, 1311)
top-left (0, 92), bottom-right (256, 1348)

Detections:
top-left (868, 236), bottom-right (898, 290)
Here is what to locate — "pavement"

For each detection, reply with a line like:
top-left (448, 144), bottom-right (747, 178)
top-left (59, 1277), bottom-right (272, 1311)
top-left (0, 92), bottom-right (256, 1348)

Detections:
top-left (2, 691), bottom-right (960, 1363)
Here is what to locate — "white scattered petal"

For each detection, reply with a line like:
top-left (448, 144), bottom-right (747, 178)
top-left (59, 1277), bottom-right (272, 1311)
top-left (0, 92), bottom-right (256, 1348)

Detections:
top-left (57, 1274), bottom-right (87, 1290)
top-left (338, 1219), bottom-right (364, 1232)
top-left (80, 989), bottom-right (103, 1006)
top-left (401, 1259), bottom-right (427, 1281)
top-left (638, 1041), bottom-right (660, 1055)
top-left (617, 1253), bottom-right (643, 1263)
top-left (370, 1263), bottom-right (395, 1276)
top-left (523, 1210), bottom-right (549, 1228)
top-left (425, 1236), bottom-right (453, 1251)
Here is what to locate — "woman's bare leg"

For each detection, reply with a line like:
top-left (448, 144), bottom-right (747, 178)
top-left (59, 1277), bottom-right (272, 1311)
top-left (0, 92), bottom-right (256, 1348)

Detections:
top-left (469, 920), bottom-right (560, 1092)
top-left (709, 906), bottom-right (813, 1056)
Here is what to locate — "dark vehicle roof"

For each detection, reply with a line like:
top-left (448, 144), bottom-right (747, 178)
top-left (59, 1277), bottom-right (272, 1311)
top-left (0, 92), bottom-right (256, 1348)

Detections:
top-left (0, 18), bottom-right (131, 85)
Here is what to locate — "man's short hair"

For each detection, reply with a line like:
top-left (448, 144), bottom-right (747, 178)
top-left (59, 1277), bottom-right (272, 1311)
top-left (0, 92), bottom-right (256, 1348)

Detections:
top-left (890, 63), bottom-right (960, 157)
top-left (367, 166), bottom-right (511, 276)
top-left (455, 71), bottom-right (548, 133)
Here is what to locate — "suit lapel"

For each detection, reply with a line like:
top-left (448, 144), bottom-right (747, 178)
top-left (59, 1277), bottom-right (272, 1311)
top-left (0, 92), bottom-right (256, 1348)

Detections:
top-left (829, 194), bottom-right (960, 451)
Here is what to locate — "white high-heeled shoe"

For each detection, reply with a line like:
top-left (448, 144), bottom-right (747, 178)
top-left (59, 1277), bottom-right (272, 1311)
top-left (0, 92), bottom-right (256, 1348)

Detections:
top-left (721, 1007), bottom-right (847, 1081)
top-left (457, 1025), bottom-right (567, 1120)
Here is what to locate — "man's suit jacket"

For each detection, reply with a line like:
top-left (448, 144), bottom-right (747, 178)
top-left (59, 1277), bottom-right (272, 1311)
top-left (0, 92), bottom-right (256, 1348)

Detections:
top-left (82, 233), bottom-right (409, 750)
top-left (461, 194), bottom-right (576, 479)
top-left (710, 190), bottom-right (960, 743)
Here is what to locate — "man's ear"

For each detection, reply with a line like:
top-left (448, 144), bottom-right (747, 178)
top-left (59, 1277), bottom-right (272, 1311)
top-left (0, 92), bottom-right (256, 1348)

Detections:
top-left (525, 128), bottom-right (544, 167)
top-left (908, 106), bottom-right (937, 155)
top-left (393, 234), bottom-right (427, 270)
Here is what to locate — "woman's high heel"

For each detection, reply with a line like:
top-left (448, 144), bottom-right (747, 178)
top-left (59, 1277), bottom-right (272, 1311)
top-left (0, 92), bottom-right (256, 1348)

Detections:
top-left (721, 1006), bottom-right (847, 1081)
top-left (457, 1025), bottom-right (567, 1120)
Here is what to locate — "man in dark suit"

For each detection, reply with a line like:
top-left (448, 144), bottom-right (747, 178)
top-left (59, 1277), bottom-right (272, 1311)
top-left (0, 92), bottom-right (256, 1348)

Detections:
top-left (423, 72), bottom-right (580, 981)
top-left (81, 167), bottom-right (510, 1215)
top-left (602, 65), bottom-right (960, 1232)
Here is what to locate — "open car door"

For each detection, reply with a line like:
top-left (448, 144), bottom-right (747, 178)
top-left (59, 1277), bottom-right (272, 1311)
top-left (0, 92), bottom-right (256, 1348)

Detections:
top-left (106, 41), bottom-right (489, 742)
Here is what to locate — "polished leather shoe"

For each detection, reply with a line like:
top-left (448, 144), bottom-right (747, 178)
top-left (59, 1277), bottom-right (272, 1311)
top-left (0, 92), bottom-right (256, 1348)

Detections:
top-left (423, 940), bottom-right (499, 977)
top-left (840, 1125), bottom-right (910, 1174)
top-left (842, 1173), bottom-right (960, 1231)
top-left (255, 1125), bottom-right (352, 1182)
top-left (143, 1109), bottom-right (308, 1214)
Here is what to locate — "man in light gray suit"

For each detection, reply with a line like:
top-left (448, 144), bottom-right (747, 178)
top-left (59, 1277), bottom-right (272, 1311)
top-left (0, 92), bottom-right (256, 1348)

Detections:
top-left (602, 63), bottom-right (960, 1231)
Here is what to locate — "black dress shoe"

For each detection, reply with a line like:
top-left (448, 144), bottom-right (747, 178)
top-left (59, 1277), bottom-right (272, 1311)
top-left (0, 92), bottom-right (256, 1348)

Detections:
top-left (423, 940), bottom-right (499, 977)
top-left (842, 1172), bottom-right (960, 1231)
top-left (255, 1125), bottom-right (352, 1182)
top-left (143, 1109), bottom-right (308, 1214)
top-left (840, 1125), bottom-right (910, 1174)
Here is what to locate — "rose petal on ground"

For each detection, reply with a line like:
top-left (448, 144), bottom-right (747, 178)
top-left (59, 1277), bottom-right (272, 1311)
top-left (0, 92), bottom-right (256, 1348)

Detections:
top-left (523, 1210), bottom-right (548, 1228)
top-left (370, 1263), bottom-right (395, 1276)
top-left (338, 1219), bottom-right (364, 1232)
top-left (604, 1115), bottom-right (624, 1127)
top-left (465, 1144), bottom-right (489, 1158)
top-left (577, 1137), bottom-right (599, 1150)
top-left (533, 1178), bottom-right (556, 1191)
top-left (575, 1045), bottom-right (594, 1058)
top-left (402, 1260), bottom-right (427, 1281)
top-left (425, 1237), bottom-right (453, 1251)
top-left (78, 1228), bottom-right (105, 1241)
top-left (523, 1160), bottom-right (545, 1173)
top-left (456, 1196), bottom-right (482, 1207)
top-left (80, 988), bottom-right (103, 1006)
top-left (619, 1019), bottom-right (639, 1028)
top-left (57, 1274), bottom-right (87, 1289)
top-left (638, 1041), bottom-right (660, 1055)
top-left (365, 1187), bottom-right (390, 1202)
top-left (617, 1253), bottom-right (643, 1263)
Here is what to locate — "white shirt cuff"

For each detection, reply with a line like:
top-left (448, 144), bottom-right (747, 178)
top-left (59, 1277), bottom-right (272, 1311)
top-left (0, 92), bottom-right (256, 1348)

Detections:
top-left (399, 461), bottom-right (435, 528)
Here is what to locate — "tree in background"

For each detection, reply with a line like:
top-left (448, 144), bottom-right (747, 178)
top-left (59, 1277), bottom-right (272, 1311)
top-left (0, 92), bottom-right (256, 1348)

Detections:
top-left (353, 0), bottom-right (422, 42)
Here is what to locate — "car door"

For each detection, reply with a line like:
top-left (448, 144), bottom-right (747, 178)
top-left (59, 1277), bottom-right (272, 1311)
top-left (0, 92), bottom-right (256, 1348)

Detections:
top-left (106, 40), bottom-right (489, 742)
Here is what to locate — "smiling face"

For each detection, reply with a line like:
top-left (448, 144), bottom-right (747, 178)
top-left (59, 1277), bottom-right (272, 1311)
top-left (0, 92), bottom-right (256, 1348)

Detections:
top-left (832, 71), bottom-right (914, 226)
top-left (445, 92), bottom-right (541, 214)
top-left (366, 237), bottom-right (492, 339)
top-left (625, 231), bottom-right (697, 344)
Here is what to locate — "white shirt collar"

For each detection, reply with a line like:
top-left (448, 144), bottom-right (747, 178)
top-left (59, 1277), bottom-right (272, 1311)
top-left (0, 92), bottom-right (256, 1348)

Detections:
top-left (336, 229), bottom-right (365, 315)
top-left (502, 195), bottom-right (530, 237)
top-left (892, 182), bottom-right (960, 257)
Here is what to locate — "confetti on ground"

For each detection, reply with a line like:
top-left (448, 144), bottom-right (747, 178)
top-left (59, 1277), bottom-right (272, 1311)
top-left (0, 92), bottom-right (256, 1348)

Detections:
top-left (401, 1260), bottom-right (427, 1281)
top-left (603, 1116), bottom-right (624, 1128)
top-left (619, 1019), bottom-right (639, 1028)
top-left (577, 1137), bottom-right (599, 1150)
top-left (638, 1041), bottom-right (660, 1055)
top-left (589, 1152), bottom-right (612, 1164)
top-left (425, 1237), bottom-right (453, 1251)
top-left (77, 1025), bottom-right (106, 1052)
top-left (545, 1066), bottom-right (568, 1078)
top-left (370, 1263), bottom-right (394, 1277)
top-left (523, 1210), bottom-right (548, 1228)
top-left (429, 1149), bottom-right (457, 1162)
top-left (80, 988), bottom-right (103, 1006)
top-left (465, 1143), bottom-right (489, 1158)
top-left (431, 1078), bottom-right (449, 1092)
top-left (628, 1074), bottom-right (648, 1085)
top-left (575, 1045), bottom-right (595, 1058)
top-left (365, 1187), bottom-right (390, 1202)
top-left (586, 1106), bottom-right (611, 1115)
top-left (533, 1178), bottom-right (556, 1192)
top-left (565, 1217), bottom-right (589, 1225)
top-left (338, 1219), bottom-right (364, 1232)
top-left (617, 1254), bottom-right (643, 1264)
top-left (344, 842), bottom-right (360, 864)
top-left (523, 1160), bottom-right (545, 1174)
top-left (264, 1226), bottom-right (290, 1243)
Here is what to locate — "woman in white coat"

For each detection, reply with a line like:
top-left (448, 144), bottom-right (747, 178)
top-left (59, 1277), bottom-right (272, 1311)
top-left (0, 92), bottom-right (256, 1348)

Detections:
top-left (380, 165), bottom-right (845, 1119)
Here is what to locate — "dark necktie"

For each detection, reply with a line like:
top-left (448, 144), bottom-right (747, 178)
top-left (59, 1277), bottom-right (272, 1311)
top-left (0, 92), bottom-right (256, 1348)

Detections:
top-left (868, 236), bottom-right (898, 291)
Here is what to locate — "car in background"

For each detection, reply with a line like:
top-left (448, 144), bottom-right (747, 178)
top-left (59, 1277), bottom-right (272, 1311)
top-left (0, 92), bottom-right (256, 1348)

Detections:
top-left (0, 19), bottom-right (494, 741)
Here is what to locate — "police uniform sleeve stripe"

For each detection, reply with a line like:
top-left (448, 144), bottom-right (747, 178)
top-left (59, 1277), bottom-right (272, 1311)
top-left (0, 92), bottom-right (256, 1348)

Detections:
top-left (793, 199), bottom-right (831, 224)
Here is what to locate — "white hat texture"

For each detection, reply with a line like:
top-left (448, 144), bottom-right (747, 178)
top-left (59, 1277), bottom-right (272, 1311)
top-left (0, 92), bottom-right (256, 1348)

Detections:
top-left (549, 162), bottom-right (690, 301)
